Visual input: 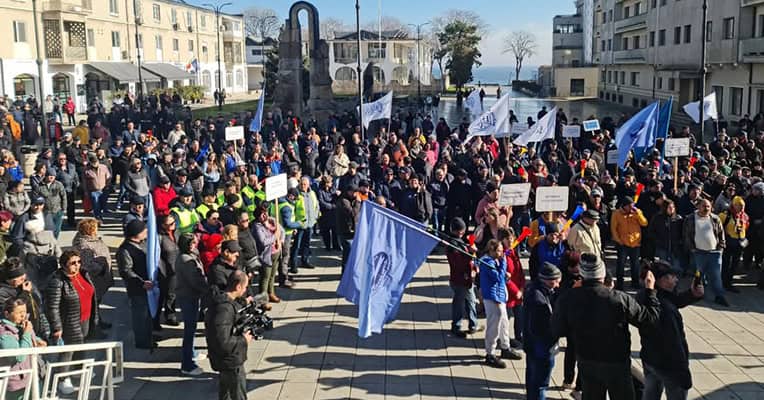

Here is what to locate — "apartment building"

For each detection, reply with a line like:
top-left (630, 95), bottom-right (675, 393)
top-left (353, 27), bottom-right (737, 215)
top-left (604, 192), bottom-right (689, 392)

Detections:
top-left (245, 36), bottom-right (276, 91)
top-left (547, 0), bottom-right (600, 98)
top-left (1, 0), bottom-right (246, 111)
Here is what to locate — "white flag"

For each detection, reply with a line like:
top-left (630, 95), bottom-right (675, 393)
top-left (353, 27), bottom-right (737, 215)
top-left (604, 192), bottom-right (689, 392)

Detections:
top-left (682, 92), bottom-right (718, 124)
top-left (467, 94), bottom-right (511, 140)
top-left (358, 91), bottom-right (393, 129)
top-left (465, 89), bottom-right (483, 117)
top-left (513, 107), bottom-right (558, 147)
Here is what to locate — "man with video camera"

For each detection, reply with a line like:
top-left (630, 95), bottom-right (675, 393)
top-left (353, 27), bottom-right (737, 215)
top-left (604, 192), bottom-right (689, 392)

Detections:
top-left (205, 270), bottom-right (253, 400)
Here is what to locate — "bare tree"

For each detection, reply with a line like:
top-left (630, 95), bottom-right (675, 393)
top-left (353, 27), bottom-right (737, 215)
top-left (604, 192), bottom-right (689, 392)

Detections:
top-left (244, 6), bottom-right (281, 40)
top-left (503, 31), bottom-right (537, 82)
top-left (319, 18), bottom-right (349, 40)
top-left (362, 16), bottom-right (410, 35)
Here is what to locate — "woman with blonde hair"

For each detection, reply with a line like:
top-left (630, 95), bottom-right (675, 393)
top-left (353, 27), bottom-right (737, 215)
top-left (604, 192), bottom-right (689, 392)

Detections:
top-left (222, 224), bottom-right (239, 241)
top-left (72, 218), bottom-right (113, 330)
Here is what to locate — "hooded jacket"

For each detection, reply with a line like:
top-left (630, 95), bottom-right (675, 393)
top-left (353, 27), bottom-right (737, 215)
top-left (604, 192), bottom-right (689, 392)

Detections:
top-left (204, 290), bottom-right (247, 371)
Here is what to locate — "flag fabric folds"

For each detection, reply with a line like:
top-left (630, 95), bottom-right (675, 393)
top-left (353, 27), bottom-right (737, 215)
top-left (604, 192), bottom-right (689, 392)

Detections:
top-left (146, 194), bottom-right (161, 318)
top-left (358, 91), bottom-right (393, 129)
top-left (683, 92), bottom-right (718, 123)
top-left (249, 86), bottom-right (266, 133)
top-left (513, 106), bottom-right (558, 146)
top-left (337, 201), bottom-right (439, 338)
top-left (465, 89), bottom-right (483, 117)
top-left (615, 102), bottom-right (659, 168)
top-left (657, 97), bottom-right (673, 139)
top-left (467, 94), bottom-right (512, 140)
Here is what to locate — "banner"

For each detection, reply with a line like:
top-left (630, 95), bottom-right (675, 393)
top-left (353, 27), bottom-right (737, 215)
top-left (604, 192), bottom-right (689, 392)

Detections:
top-left (615, 102), bottom-right (659, 168)
top-left (467, 94), bottom-right (512, 140)
top-left (465, 88), bottom-right (483, 117)
top-left (498, 183), bottom-right (532, 207)
top-left (513, 107), bottom-right (558, 146)
top-left (146, 195), bottom-right (161, 318)
top-left (683, 92), bottom-right (718, 123)
top-left (358, 91), bottom-right (393, 129)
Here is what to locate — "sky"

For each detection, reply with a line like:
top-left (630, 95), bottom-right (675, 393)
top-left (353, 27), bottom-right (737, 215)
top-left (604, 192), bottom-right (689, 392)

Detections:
top-left (187, 0), bottom-right (575, 67)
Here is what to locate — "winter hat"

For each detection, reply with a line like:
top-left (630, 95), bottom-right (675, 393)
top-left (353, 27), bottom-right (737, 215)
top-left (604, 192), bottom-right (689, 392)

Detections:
top-left (580, 253), bottom-right (606, 280)
top-left (538, 262), bottom-right (562, 281)
top-left (125, 220), bottom-right (147, 238)
top-left (2, 261), bottom-right (25, 281)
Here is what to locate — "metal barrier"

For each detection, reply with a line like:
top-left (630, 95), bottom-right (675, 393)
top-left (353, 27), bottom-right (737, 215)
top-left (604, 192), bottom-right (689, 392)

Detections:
top-left (0, 341), bottom-right (124, 400)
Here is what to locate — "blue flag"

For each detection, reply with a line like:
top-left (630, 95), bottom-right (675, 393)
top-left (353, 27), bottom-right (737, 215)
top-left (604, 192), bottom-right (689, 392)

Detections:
top-left (249, 87), bottom-right (266, 133)
top-left (657, 97), bottom-right (673, 139)
top-left (615, 101), bottom-right (659, 168)
top-left (146, 195), bottom-right (161, 318)
top-left (337, 201), bottom-right (439, 338)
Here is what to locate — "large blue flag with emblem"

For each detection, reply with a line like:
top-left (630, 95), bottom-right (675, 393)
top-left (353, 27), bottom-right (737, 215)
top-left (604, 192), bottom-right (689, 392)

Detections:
top-left (337, 201), bottom-right (439, 338)
top-left (615, 101), bottom-right (659, 168)
top-left (146, 194), bottom-right (161, 318)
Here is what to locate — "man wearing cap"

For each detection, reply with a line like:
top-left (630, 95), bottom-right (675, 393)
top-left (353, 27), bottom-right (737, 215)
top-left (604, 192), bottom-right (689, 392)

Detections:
top-left (10, 196), bottom-right (55, 248)
top-left (217, 181), bottom-right (242, 208)
top-left (196, 189), bottom-right (220, 223)
top-left (338, 161), bottom-right (363, 192)
top-left (171, 189), bottom-right (200, 235)
top-left (398, 174), bottom-right (433, 224)
top-left (116, 220), bottom-right (155, 349)
top-left (208, 240), bottom-right (243, 294)
top-left (523, 262), bottom-right (562, 400)
top-left (567, 210), bottom-right (602, 257)
top-left (152, 176), bottom-right (177, 216)
top-left (276, 188), bottom-right (304, 279)
top-left (83, 154), bottom-right (111, 222)
top-left (125, 157), bottom-right (150, 207)
top-left (552, 253), bottom-right (660, 400)
top-left (610, 196), bottom-right (648, 290)
top-left (529, 224), bottom-right (565, 279)
top-left (637, 260), bottom-right (704, 400)
top-left (240, 174), bottom-right (265, 219)
top-left (336, 185), bottom-right (359, 274)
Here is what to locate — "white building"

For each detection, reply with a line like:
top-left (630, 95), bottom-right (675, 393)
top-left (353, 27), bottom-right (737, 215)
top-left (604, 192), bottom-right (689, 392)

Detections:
top-left (245, 36), bottom-right (276, 92)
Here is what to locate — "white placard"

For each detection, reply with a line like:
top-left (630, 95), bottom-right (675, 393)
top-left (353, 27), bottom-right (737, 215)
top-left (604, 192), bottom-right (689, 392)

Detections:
top-left (562, 125), bottom-right (581, 138)
top-left (535, 186), bottom-right (570, 212)
top-left (606, 149), bottom-right (619, 165)
top-left (265, 173), bottom-right (288, 201)
top-left (225, 126), bottom-right (245, 141)
top-left (664, 137), bottom-right (691, 158)
top-left (583, 119), bottom-right (601, 132)
top-left (498, 183), bottom-right (532, 207)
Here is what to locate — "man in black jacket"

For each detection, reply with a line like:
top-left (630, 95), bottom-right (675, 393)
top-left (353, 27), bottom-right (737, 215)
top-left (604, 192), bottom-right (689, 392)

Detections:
top-left (205, 270), bottom-right (253, 400)
top-left (552, 253), bottom-right (660, 400)
top-left (208, 240), bottom-right (242, 294)
top-left (336, 185), bottom-right (359, 273)
top-left (116, 220), bottom-right (154, 349)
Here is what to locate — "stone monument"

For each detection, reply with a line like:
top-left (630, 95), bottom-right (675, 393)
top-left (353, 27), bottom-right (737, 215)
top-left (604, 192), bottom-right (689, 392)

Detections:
top-left (274, 1), bottom-right (335, 122)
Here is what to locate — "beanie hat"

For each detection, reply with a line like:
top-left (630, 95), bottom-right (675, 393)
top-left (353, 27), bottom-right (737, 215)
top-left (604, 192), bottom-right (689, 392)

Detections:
top-left (538, 262), bottom-right (562, 281)
top-left (450, 217), bottom-right (466, 232)
top-left (125, 220), bottom-right (147, 238)
top-left (2, 260), bottom-right (25, 281)
top-left (580, 253), bottom-right (606, 280)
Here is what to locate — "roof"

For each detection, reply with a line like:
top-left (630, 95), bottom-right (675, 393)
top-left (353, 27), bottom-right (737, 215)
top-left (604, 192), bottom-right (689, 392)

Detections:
top-left (142, 63), bottom-right (194, 80)
top-left (153, 0), bottom-right (243, 18)
top-left (87, 62), bottom-right (160, 83)
top-left (333, 29), bottom-right (410, 41)
top-left (245, 37), bottom-right (278, 46)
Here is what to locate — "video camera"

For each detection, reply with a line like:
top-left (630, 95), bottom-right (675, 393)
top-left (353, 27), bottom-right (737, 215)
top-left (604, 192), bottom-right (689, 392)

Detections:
top-left (233, 293), bottom-right (274, 340)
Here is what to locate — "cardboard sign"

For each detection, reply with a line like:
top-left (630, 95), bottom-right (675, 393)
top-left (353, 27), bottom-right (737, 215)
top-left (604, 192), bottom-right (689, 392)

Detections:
top-left (664, 137), bottom-right (691, 158)
top-left (225, 126), bottom-right (244, 142)
top-left (498, 183), bottom-right (532, 207)
top-left (582, 119), bottom-right (600, 132)
top-left (535, 186), bottom-right (570, 212)
top-left (606, 149), bottom-right (619, 165)
top-left (265, 173), bottom-right (288, 201)
top-left (562, 125), bottom-right (581, 138)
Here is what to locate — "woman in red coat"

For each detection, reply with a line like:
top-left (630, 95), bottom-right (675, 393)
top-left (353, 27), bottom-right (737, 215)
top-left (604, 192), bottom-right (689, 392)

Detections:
top-left (499, 227), bottom-right (526, 350)
top-left (152, 177), bottom-right (177, 216)
top-left (63, 97), bottom-right (76, 126)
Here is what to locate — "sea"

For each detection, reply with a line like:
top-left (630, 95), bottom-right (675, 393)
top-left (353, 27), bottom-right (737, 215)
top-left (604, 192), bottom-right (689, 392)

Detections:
top-left (433, 65), bottom-right (539, 85)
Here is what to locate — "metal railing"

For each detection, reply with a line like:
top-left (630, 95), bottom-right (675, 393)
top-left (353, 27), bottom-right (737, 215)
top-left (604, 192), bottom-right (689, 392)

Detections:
top-left (0, 341), bottom-right (123, 400)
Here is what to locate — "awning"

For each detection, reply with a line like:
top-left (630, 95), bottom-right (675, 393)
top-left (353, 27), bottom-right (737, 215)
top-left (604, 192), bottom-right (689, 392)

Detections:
top-left (87, 62), bottom-right (160, 83)
top-left (141, 63), bottom-right (195, 80)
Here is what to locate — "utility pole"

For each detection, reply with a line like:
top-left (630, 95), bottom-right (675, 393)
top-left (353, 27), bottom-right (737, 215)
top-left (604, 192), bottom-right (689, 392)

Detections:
top-left (204, 2), bottom-right (232, 111)
top-left (408, 22), bottom-right (430, 113)
top-left (356, 0), bottom-right (364, 140)
top-left (133, 0), bottom-right (144, 105)
top-left (31, 0), bottom-right (47, 144)
top-left (699, 0), bottom-right (708, 143)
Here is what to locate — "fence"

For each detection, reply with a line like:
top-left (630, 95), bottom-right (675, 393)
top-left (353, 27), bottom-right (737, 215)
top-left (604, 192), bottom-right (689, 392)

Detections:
top-left (0, 341), bottom-right (123, 400)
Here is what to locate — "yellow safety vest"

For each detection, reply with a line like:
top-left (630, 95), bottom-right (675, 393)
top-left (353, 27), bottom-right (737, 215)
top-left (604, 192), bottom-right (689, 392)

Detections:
top-left (195, 202), bottom-right (219, 220)
top-left (171, 206), bottom-right (199, 234)
top-left (293, 195), bottom-right (307, 223)
top-left (278, 202), bottom-right (297, 236)
top-left (240, 186), bottom-right (258, 216)
top-left (217, 192), bottom-right (242, 207)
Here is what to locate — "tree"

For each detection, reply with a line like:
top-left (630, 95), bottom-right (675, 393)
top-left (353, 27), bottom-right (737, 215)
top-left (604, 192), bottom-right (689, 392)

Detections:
top-left (503, 31), bottom-right (537, 82)
top-left (430, 10), bottom-right (487, 91)
top-left (243, 7), bottom-right (281, 40)
top-left (438, 20), bottom-right (482, 91)
top-left (320, 18), bottom-right (349, 40)
top-left (362, 16), bottom-right (410, 35)
top-left (264, 42), bottom-right (279, 98)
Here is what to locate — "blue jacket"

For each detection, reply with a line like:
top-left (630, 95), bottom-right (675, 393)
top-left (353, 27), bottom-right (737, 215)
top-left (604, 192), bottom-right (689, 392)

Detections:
top-left (523, 280), bottom-right (558, 357)
top-left (478, 255), bottom-right (507, 303)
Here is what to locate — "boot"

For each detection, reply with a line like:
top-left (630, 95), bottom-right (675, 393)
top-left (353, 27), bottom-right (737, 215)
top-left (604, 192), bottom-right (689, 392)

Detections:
top-left (269, 294), bottom-right (281, 303)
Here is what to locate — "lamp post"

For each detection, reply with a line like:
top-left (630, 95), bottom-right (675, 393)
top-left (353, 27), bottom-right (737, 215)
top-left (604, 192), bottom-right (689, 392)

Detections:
top-left (31, 0), bottom-right (47, 143)
top-left (356, 0), bottom-right (364, 140)
top-left (408, 22), bottom-right (430, 112)
top-left (203, 2), bottom-right (232, 111)
top-left (132, 0), bottom-right (145, 105)
top-left (699, 0), bottom-right (708, 143)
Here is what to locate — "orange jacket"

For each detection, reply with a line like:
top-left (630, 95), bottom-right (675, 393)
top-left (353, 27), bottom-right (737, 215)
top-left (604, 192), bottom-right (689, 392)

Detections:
top-left (610, 208), bottom-right (648, 247)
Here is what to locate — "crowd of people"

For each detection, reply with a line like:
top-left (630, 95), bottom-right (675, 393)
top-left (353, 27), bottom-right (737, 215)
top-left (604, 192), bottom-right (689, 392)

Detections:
top-left (0, 88), bottom-right (761, 400)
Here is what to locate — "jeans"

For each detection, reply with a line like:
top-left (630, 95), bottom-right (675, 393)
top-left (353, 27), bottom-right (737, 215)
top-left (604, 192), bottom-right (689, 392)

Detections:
top-left (655, 248), bottom-right (683, 274)
top-left (579, 360), bottom-right (635, 400)
top-left (616, 245), bottom-right (641, 289)
top-left (721, 240), bottom-right (743, 288)
top-left (49, 210), bottom-right (64, 239)
top-left (642, 363), bottom-right (688, 400)
top-left (89, 190), bottom-right (106, 220)
top-left (450, 284), bottom-right (477, 332)
top-left (116, 182), bottom-right (128, 209)
top-left (483, 299), bottom-right (509, 355)
top-left (278, 233), bottom-right (292, 283)
top-left (431, 207), bottom-right (446, 233)
top-left (218, 366), bottom-right (246, 400)
top-left (128, 294), bottom-right (154, 349)
top-left (178, 297), bottom-right (200, 372)
top-left (526, 353), bottom-right (555, 400)
top-left (693, 250), bottom-right (725, 299)
top-left (295, 228), bottom-right (313, 266)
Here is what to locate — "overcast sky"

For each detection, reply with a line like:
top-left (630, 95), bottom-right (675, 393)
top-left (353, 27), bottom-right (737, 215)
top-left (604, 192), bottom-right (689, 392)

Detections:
top-left (188, 0), bottom-right (576, 66)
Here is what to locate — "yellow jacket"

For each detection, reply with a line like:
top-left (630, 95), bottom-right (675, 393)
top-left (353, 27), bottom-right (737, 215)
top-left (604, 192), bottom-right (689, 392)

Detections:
top-left (610, 208), bottom-right (648, 247)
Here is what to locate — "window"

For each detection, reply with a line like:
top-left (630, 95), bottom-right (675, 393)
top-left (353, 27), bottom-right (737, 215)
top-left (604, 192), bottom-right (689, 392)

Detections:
top-left (368, 43), bottom-right (386, 59)
top-left (601, 12), bottom-right (607, 24)
top-left (608, 10), bottom-right (613, 21)
top-left (623, 37), bottom-right (629, 50)
top-left (333, 43), bottom-right (358, 61)
top-left (619, 71), bottom-right (626, 84)
top-left (607, 39), bottom-right (612, 50)
top-left (188, 40), bottom-right (194, 52)
top-left (730, 87), bottom-right (743, 115)
top-left (109, 0), bottom-right (118, 14)
top-left (12, 21), bottom-right (26, 43)
top-left (657, 77), bottom-right (662, 89)
top-left (651, 0), bottom-right (657, 8)
top-left (661, 0), bottom-right (667, 5)
top-left (706, 21), bottom-right (713, 42)
top-left (632, 98), bottom-right (639, 107)
top-left (201, 15), bottom-right (206, 29)
top-left (601, 40), bottom-right (606, 51)
top-left (723, 17), bottom-right (735, 39)
top-left (87, 29), bottom-right (95, 46)
top-left (624, 6), bottom-right (630, 18)
top-left (668, 78), bottom-right (675, 91)
top-left (757, 90), bottom-right (764, 114)
top-left (713, 86), bottom-right (724, 113)
top-left (111, 31), bottom-right (120, 47)
top-left (649, 31), bottom-right (655, 47)
top-left (630, 72), bottom-right (639, 86)
top-left (173, 38), bottom-right (179, 51)
top-left (556, 24), bottom-right (581, 33)
top-left (202, 45), bottom-right (208, 59)
top-left (659, 29), bottom-right (666, 46)
top-left (153, 4), bottom-right (161, 22)
top-left (618, 95), bottom-right (624, 104)
top-left (674, 27), bottom-right (681, 44)
top-left (607, 71), bottom-right (612, 83)
top-left (633, 35), bottom-right (641, 49)
top-left (606, 92), bottom-right (610, 101)
top-left (684, 25), bottom-right (692, 43)
top-left (759, 15), bottom-right (764, 37)
top-left (233, 21), bottom-right (240, 32)
top-left (155, 35), bottom-right (162, 50)
top-left (187, 11), bottom-right (193, 28)
top-left (171, 9), bottom-right (177, 24)
top-left (641, 100), bottom-right (648, 108)
top-left (635, 2), bottom-right (642, 14)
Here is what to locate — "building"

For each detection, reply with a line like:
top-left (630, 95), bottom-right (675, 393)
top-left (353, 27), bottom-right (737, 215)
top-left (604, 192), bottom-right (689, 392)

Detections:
top-left (245, 36), bottom-right (277, 92)
top-left (327, 29), bottom-right (435, 96)
top-left (549, 0), bottom-right (600, 98)
top-left (1, 0), bottom-right (247, 111)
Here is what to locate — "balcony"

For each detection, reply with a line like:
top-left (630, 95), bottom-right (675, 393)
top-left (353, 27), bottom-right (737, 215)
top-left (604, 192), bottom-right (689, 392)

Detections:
top-left (613, 48), bottom-right (647, 63)
top-left (742, 0), bottom-right (764, 7)
top-left (222, 26), bottom-right (242, 41)
top-left (740, 37), bottom-right (764, 62)
top-left (43, 0), bottom-right (90, 17)
top-left (614, 13), bottom-right (648, 34)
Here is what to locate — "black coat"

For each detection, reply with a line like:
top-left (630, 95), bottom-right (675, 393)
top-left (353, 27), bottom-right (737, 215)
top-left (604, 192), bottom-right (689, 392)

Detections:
top-left (0, 283), bottom-right (50, 340)
top-left (317, 188), bottom-right (336, 229)
top-left (159, 232), bottom-right (179, 277)
top-left (116, 240), bottom-right (149, 297)
top-left (523, 280), bottom-right (558, 357)
top-left (204, 291), bottom-right (247, 371)
top-left (208, 256), bottom-right (239, 294)
top-left (45, 269), bottom-right (98, 344)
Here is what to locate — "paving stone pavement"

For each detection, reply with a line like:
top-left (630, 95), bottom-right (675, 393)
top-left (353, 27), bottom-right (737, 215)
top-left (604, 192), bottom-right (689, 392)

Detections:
top-left (56, 218), bottom-right (764, 400)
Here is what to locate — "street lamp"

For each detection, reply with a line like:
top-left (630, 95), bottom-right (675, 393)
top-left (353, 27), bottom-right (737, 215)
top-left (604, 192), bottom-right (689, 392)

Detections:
top-left (203, 1), bottom-right (233, 110)
top-left (355, 0), bottom-right (364, 140)
top-left (699, 0), bottom-right (708, 143)
top-left (408, 22), bottom-right (430, 112)
top-left (31, 0), bottom-right (47, 144)
top-left (133, 0), bottom-right (145, 104)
